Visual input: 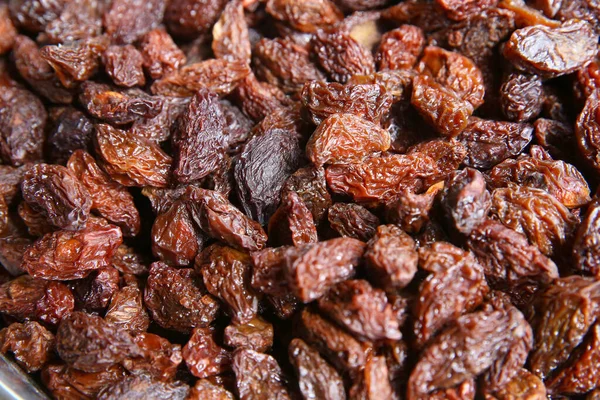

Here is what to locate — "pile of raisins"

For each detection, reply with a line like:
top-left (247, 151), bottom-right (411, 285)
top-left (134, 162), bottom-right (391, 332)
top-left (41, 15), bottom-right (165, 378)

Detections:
top-left (2, 0), bottom-right (600, 398)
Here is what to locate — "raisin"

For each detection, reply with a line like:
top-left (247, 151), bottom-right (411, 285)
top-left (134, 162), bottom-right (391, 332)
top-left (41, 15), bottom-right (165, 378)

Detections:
top-left (67, 150), bottom-right (140, 237)
top-left (164, 0), bottom-right (228, 39)
top-left (144, 262), bottom-right (219, 333)
top-left (234, 126), bottom-right (304, 225)
top-left (328, 202), bottom-right (380, 241)
top-left (0, 164), bottom-right (28, 205)
top-left (80, 82), bottom-right (163, 125)
top-left (47, 108), bottom-right (94, 165)
top-left (266, 0), bottom-right (343, 33)
top-left (71, 266), bottom-right (119, 311)
top-left (384, 187), bottom-right (438, 233)
top-left (111, 244), bottom-right (148, 276)
top-left (288, 338), bottom-right (346, 400)
top-left (301, 81), bottom-right (392, 125)
top-left (102, 45), bottom-right (145, 88)
top-left (233, 349), bottom-right (290, 400)
top-left (382, 1), bottom-right (450, 33)
top-left (407, 299), bottom-right (532, 398)
top-left (319, 279), bottom-right (401, 341)
top-left (122, 332), bottom-right (182, 382)
top-left (313, 30), bottom-right (375, 83)
top-left (375, 25), bottom-right (423, 71)
top-left (545, 322), bottom-right (600, 395)
top-left (365, 224), bottom-right (418, 290)
top-left (575, 56), bottom-right (600, 103)
top-left (500, 72), bottom-right (543, 122)
top-left (349, 355), bottom-right (395, 400)
top-left (43, 0), bottom-right (102, 44)
top-left (18, 202), bottom-right (54, 237)
top-left (268, 191), bottom-right (318, 247)
top-left (491, 184), bottom-right (578, 256)
top-left (467, 219), bottom-right (559, 288)
top-left (437, 0), bottom-right (498, 21)
top-left (576, 92), bottom-right (600, 174)
top-left (529, 276), bottom-right (600, 380)
top-left (103, 0), bottom-right (165, 44)
top-left (22, 218), bottom-right (123, 280)
top-left (441, 168), bottom-right (491, 236)
top-left (212, 0), bottom-right (251, 62)
top-left (0, 84), bottom-right (46, 166)
top-left (573, 201), bottom-right (600, 276)
top-left (21, 163), bottom-right (92, 231)
top-left (40, 37), bottom-right (108, 88)
top-left (488, 146), bottom-right (591, 208)
top-left (105, 284), bottom-right (149, 335)
top-left (503, 20), bottom-right (597, 78)
top-left (56, 311), bottom-right (138, 373)
top-left (414, 243), bottom-right (489, 347)
top-left (185, 187), bottom-right (267, 251)
top-left (485, 368), bottom-right (547, 399)
top-left (188, 379), bottom-right (235, 400)
top-left (94, 123), bottom-right (172, 188)
top-left (251, 246), bottom-right (295, 297)
top-left (197, 244), bottom-right (258, 324)
top-left (254, 38), bottom-right (324, 94)
top-left (151, 200), bottom-right (200, 266)
top-left (325, 153), bottom-right (443, 204)
top-left (233, 74), bottom-right (288, 122)
top-left (43, 363), bottom-right (128, 399)
top-left (0, 4), bottom-right (17, 54)
top-left (139, 27), bottom-right (186, 80)
top-left (172, 88), bottom-right (227, 183)
top-left (307, 113), bottom-right (391, 167)
top-left (281, 166), bottom-right (332, 225)
top-left (287, 237), bottom-right (365, 302)
top-left (224, 317), bottom-right (274, 353)
top-left (151, 59), bottom-right (251, 97)
top-left (12, 35), bottom-right (73, 104)
top-left (182, 327), bottom-right (230, 379)
top-left (411, 74), bottom-right (472, 138)
top-left (0, 321), bottom-right (54, 373)
top-left (534, 118), bottom-right (575, 161)
top-left (300, 309), bottom-right (372, 372)
top-left (97, 375), bottom-right (189, 400)
top-left (130, 96), bottom-right (189, 143)
top-left (457, 117), bottom-right (534, 169)
top-left (8, 0), bottom-right (66, 32)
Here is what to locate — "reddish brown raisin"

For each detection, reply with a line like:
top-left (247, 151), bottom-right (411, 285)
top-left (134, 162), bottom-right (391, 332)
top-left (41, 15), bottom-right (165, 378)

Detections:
top-left (103, 0), bottom-right (165, 44)
top-left (328, 202), bottom-right (380, 241)
top-left (139, 27), bottom-right (186, 80)
top-left (500, 72), bottom-right (543, 122)
top-left (233, 348), bottom-right (291, 400)
top-left (313, 30), bottom-right (375, 83)
top-left (212, 0), bottom-right (251, 63)
top-left (122, 332), bottom-right (182, 382)
top-left (224, 317), bottom-right (274, 353)
top-left (105, 284), bottom-right (149, 335)
top-left (376, 25), bottom-right (425, 71)
top-left (102, 45), bottom-right (145, 88)
top-left (268, 191), bottom-right (318, 247)
top-left (0, 321), bottom-right (54, 373)
top-left (365, 224), bottom-right (418, 290)
top-left (183, 327), bottom-right (231, 379)
top-left (266, 0), bottom-right (343, 33)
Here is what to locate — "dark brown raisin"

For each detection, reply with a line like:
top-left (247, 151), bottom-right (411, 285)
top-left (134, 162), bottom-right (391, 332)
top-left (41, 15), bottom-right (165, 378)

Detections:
top-left (500, 72), bottom-right (543, 122)
top-left (143, 262), bottom-right (219, 333)
top-left (328, 202), bottom-right (380, 241)
top-left (139, 27), bottom-right (186, 80)
top-left (313, 30), bottom-right (375, 83)
top-left (103, 0), bottom-right (165, 44)
top-left (365, 224), bottom-right (418, 290)
top-left (281, 166), bottom-right (332, 225)
top-left (224, 317), bottom-right (274, 352)
top-left (164, 0), bottom-right (228, 39)
top-left (266, 0), bottom-right (343, 33)
top-left (233, 348), bottom-right (291, 400)
top-left (42, 0), bottom-right (102, 44)
top-left (47, 107), bottom-right (94, 165)
top-left (0, 321), bottom-right (54, 373)
top-left (97, 375), bottom-right (189, 400)
top-left (212, 0), bottom-right (251, 63)
top-left (102, 45), bottom-right (145, 88)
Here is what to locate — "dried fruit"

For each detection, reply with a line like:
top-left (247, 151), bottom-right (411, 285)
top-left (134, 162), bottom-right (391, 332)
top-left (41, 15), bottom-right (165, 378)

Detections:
top-left (183, 327), bottom-right (231, 379)
top-left (95, 123), bottom-right (172, 188)
top-left (306, 113), bottom-right (391, 166)
top-left (313, 30), bottom-right (375, 83)
top-left (301, 81), bottom-right (392, 125)
top-left (123, 332), bottom-right (182, 382)
top-left (0, 321), bottom-right (54, 373)
top-left (67, 150), bottom-right (140, 237)
top-left (268, 191), bottom-right (318, 247)
top-left (172, 89), bottom-right (227, 183)
top-left (266, 0), bottom-right (343, 32)
top-left (503, 20), bottom-right (597, 78)
top-left (103, 0), bottom-right (166, 44)
top-left (376, 25), bottom-right (425, 70)
top-left (328, 202), bottom-right (380, 241)
top-left (56, 311), bottom-right (138, 373)
top-left (233, 349), bottom-right (290, 400)
top-left (224, 317), bottom-right (274, 352)
top-left (139, 27), bottom-right (186, 80)
top-left (151, 200), bottom-right (199, 266)
top-left (102, 45), bottom-right (145, 88)
top-left (47, 107), bottom-right (94, 165)
top-left (105, 284), bottom-right (150, 335)
top-left (212, 0), bottom-right (251, 62)
top-left (288, 338), bottom-right (346, 400)
top-left (144, 262), bottom-right (219, 333)
top-left (22, 218), bottom-right (122, 280)
top-left (281, 166), bottom-right (332, 225)
top-left (197, 244), bottom-right (258, 324)
top-left (500, 72), bottom-right (543, 122)
top-left (164, 0), bottom-right (228, 39)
